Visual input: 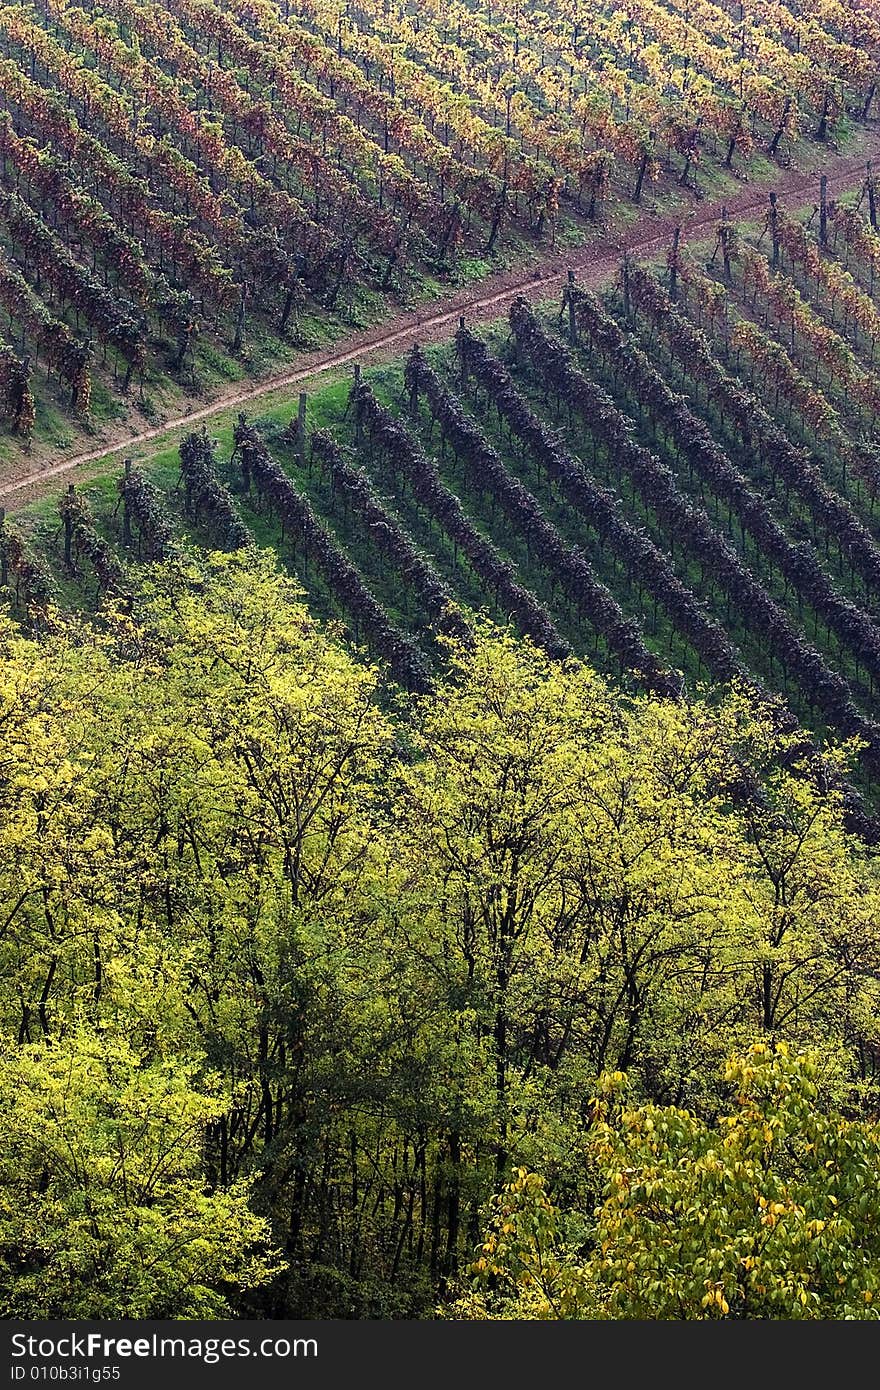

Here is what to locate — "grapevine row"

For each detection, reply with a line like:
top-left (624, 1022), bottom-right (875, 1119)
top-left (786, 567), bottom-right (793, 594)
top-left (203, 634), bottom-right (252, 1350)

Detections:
top-left (179, 431), bottom-right (252, 551)
top-left (0, 188), bottom-right (144, 377)
top-left (508, 296), bottom-right (880, 762)
top-left (0, 55), bottom-right (233, 306)
top-left (567, 281), bottom-right (880, 689)
top-left (739, 245), bottom-right (880, 417)
top-left (0, 513), bottom-right (53, 615)
top-left (404, 343), bottom-right (679, 696)
top-left (232, 416), bottom-right (431, 693)
top-left (625, 265), bottom-right (880, 598)
top-left (0, 113), bottom-right (193, 341)
top-left (58, 485), bottom-right (127, 596)
top-left (0, 248), bottom-right (89, 408)
top-left (309, 427), bottom-right (471, 646)
top-left (454, 322), bottom-right (744, 686)
top-left (349, 380), bottom-right (570, 662)
top-left (0, 341), bottom-right (33, 435)
top-left (117, 465), bottom-right (175, 560)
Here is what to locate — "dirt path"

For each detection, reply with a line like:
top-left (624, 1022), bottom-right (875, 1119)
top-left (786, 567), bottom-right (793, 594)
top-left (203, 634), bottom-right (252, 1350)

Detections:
top-left (4, 137), bottom-right (880, 506)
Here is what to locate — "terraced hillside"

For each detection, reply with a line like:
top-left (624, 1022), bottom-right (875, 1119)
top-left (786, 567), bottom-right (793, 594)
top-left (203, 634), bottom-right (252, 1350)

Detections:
top-left (6, 190), bottom-right (880, 810)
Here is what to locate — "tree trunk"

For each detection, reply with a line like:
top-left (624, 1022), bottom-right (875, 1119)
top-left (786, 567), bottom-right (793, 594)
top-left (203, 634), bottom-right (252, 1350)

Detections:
top-left (633, 147), bottom-right (649, 203)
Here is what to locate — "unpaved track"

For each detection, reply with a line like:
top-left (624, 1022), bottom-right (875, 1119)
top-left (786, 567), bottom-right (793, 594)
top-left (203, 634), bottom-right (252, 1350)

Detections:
top-left (3, 138), bottom-right (880, 506)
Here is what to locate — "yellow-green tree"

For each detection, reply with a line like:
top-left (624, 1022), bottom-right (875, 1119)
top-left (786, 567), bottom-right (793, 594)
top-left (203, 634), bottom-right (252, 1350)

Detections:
top-left (0, 1031), bottom-right (281, 1318)
top-left (456, 1044), bottom-right (880, 1319)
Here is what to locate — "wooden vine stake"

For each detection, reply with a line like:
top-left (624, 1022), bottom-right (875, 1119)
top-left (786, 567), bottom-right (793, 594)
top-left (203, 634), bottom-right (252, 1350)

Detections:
top-left (769, 191), bottom-right (780, 269)
top-left (64, 483), bottom-right (75, 568)
top-left (721, 206), bottom-right (732, 280)
top-left (122, 459), bottom-right (132, 544)
top-left (669, 226), bottom-right (681, 300)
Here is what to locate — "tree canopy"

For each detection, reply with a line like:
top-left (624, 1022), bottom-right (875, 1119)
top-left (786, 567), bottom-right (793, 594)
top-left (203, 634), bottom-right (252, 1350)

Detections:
top-left (1, 550), bottom-right (878, 1317)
